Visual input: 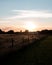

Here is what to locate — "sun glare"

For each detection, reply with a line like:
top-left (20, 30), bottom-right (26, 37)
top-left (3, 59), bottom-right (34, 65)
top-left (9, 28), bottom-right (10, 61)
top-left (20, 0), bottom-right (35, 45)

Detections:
top-left (25, 21), bottom-right (37, 31)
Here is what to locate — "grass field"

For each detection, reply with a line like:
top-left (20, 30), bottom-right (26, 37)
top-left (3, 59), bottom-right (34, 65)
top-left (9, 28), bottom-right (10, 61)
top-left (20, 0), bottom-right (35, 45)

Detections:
top-left (0, 34), bottom-right (44, 56)
top-left (1, 35), bottom-right (52, 65)
top-left (0, 34), bottom-right (36, 55)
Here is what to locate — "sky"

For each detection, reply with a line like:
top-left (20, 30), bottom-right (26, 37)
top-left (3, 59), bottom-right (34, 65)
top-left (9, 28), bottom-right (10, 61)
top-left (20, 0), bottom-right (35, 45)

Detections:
top-left (0, 0), bottom-right (52, 32)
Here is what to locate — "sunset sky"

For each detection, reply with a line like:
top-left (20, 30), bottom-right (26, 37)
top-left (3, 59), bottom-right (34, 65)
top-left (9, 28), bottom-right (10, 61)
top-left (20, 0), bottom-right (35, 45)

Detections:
top-left (0, 0), bottom-right (52, 32)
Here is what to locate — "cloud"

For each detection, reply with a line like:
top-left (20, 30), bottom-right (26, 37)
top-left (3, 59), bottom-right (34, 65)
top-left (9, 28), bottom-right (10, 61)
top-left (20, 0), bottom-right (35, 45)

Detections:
top-left (5, 10), bottom-right (52, 20)
top-left (0, 10), bottom-right (52, 31)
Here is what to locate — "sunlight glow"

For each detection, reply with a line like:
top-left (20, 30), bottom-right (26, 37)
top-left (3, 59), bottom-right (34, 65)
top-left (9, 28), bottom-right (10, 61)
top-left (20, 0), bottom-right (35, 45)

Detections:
top-left (25, 21), bottom-right (37, 31)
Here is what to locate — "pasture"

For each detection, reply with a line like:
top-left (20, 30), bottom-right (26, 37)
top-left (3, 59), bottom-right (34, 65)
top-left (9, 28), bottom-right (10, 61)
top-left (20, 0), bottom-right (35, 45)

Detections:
top-left (0, 34), bottom-right (52, 65)
top-left (0, 33), bottom-right (43, 56)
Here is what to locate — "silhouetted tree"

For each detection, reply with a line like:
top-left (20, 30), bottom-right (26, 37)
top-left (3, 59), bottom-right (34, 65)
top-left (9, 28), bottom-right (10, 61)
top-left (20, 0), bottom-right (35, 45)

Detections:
top-left (25, 30), bottom-right (29, 33)
top-left (0, 29), bottom-right (2, 33)
top-left (0, 29), bottom-right (5, 34)
top-left (40, 29), bottom-right (48, 34)
top-left (7, 30), bottom-right (14, 34)
top-left (20, 30), bottom-right (22, 32)
top-left (40, 29), bottom-right (52, 35)
top-left (19, 30), bottom-right (23, 34)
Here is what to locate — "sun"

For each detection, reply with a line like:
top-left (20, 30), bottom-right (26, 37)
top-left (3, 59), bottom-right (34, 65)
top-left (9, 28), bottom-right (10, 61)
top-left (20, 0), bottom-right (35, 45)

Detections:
top-left (25, 21), bottom-right (37, 31)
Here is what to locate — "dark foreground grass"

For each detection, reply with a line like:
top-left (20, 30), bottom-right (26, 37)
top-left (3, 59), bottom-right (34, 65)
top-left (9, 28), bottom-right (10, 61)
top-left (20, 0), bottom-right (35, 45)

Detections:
top-left (0, 35), bottom-right (52, 65)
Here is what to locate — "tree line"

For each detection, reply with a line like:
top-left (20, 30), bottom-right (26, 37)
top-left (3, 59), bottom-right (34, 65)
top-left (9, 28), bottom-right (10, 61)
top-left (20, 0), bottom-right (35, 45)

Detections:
top-left (39, 29), bottom-right (52, 35)
top-left (0, 29), bottom-right (29, 34)
top-left (0, 29), bottom-right (52, 35)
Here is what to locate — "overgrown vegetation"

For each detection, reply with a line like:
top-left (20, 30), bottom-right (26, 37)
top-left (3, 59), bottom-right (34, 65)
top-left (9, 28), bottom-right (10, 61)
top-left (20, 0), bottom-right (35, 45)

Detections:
top-left (0, 29), bottom-right (52, 65)
top-left (0, 35), bottom-right (52, 65)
